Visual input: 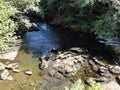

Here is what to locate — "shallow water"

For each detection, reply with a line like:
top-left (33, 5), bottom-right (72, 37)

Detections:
top-left (0, 50), bottom-right (45, 90)
top-left (0, 21), bottom-right (118, 90)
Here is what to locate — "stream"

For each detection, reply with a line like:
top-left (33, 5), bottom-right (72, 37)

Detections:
top-left (24, 21), bottom-right (117, 63)
top-left (0, 20), bottom-right (120, 90)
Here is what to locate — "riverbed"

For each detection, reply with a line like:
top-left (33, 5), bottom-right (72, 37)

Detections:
top-left (0, 20), bottom-right (119, 90)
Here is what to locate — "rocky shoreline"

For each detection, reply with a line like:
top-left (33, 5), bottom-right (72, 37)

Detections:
top-left (0, 47), bottom-right (120, 89)
top-left (39, 47), bottom-right (120, 89)
top-left (0, 39), bottom-right (22, 60)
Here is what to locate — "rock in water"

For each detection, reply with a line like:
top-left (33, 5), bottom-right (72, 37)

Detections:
top-left (25, 71), bottom-right (32, 75)
top-left (110, 66), bottom-right (120, 74)
top-left (39, 48), bottom-right (87, 77)
top-left (12, 69), bottom-right (20, 73)
top-left (0, 62), bottom-right (5, 71)
top-left (1, 70), bottom-right (9, 80)
top-left (6, 63), bottom-right (19, 69)
top-left (7, 75), bottom-right (13, 80)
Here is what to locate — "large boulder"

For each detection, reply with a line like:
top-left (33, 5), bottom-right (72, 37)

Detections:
top-left (39, 48), bottom-right (88, 77)
top-left (1, 70), bottom-right (9, 80)
top-left (0, 40), bottom-right (21, 60)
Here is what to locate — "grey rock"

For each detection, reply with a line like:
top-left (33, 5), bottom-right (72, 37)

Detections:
top-left (25, 71), bottom-right (32, 75)
top-left (12, 69), bottom-right (20, 73)
top-left (39, 49), bottom-right (87, 77)
top-left (89, 60), bottom-right (95, 65)
top-left (39, 60), bottom-right (49, 69)
top-left (48, 69), bottom-right (57, 77)
top-left (99, 66), bottom-right (108, 73)
top-left (95, 77), bottom-right (108, 82)
top-left (93, 57), bottom-right (105, 66)
top-left (1, 70), bottom-right (9, 80)
top-left (91, 65), bottom-right (98, 72)
top-left (110, 66), bottom-right (120, 74)
top-left (0, 46), bottom-right (20, 60)
top-left (69, 47), bottom-right (84, 53)
top-left (6, 63), bottom-right (19, 69)
top-left (100, 72), bottom-right (113, 78)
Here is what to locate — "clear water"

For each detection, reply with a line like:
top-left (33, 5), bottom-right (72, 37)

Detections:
top-left (24, 23), bottom-right (60, 55)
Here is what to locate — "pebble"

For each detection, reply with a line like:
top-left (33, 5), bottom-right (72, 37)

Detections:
top-left (25, 71), bottom-right (32, 75)
top-left (12, 69), bottom-right (20, 73)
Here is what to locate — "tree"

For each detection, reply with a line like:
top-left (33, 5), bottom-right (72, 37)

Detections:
top-left (40, 0), bottom-right (120, 39)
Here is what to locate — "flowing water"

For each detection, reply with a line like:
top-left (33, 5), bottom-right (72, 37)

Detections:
top-left (0, 21), bottom-right (119, 90)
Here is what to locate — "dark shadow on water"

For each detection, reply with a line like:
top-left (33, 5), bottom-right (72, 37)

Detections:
top-left (24, 22), bottom-right (117, 65)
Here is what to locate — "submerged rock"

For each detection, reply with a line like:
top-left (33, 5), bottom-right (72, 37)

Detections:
top-left (25, 71), bottom-right (32, 75)
top-left (48, 69), bottom-right (57, 77)
top-left (7, 75), bottom-right (13, 80)
top-left (12, 69), bottom-right (20, 73)
top-left (6, 63), bottom-right (19, 69)
top-left (1, 70), bottom-right (9, 80)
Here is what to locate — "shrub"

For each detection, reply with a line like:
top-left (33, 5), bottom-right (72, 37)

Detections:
top-left (0, 0), bottom-right (18, 52)
top-left (88, 81), bottom-right (101, 90)
top-left (64, 79), bottom-right (85, 90)
top-left (7, 0), bottom-right (41, 15)
top-left (40, 0), bottom-right (120, 38)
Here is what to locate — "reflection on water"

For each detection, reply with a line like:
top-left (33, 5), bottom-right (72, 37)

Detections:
top-left (24, 23), bottom-right (60, 55)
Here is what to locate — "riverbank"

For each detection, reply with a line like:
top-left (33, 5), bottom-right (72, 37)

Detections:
top-left (0, 15), bottom-right (120, 90)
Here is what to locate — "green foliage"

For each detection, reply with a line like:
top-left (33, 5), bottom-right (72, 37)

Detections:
top-left (6, 0), bottom-right (41, 15)
top-left (40, 0), bottom-right (120, 38)
top-left (64, 79), bottom-right (84, 90)
top-left (88, 81), bottom-right (101, 90)
top-left (64, 79), bottom-right (101, 90)
top-left (0, 0), bottom-right (18, 52)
